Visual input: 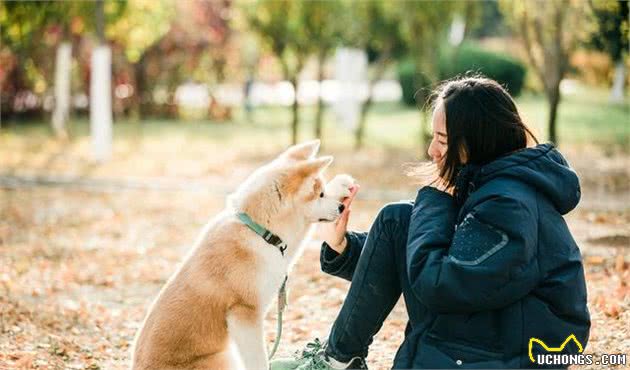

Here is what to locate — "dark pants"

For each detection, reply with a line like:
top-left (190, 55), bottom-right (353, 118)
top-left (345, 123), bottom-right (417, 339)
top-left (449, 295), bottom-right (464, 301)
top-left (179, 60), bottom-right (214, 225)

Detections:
top-left (325, 202), bottom-right (420, 363)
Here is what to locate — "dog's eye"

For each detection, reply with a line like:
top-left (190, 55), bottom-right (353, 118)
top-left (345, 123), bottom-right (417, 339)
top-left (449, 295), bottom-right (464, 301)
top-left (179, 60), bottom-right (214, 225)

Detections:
top-left (319, 192), bottom-right (324, 198)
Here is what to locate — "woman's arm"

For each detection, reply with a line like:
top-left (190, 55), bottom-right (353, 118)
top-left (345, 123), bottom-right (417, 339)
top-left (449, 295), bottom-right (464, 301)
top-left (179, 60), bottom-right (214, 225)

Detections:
top-left (320, 231), bottom-right (367, 281)
top-left (406, 186), bottom-right (540, 314)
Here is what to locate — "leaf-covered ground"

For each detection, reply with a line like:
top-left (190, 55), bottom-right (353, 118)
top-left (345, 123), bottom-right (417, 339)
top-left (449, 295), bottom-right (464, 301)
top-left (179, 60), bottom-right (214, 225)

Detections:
top-left (1, 129), bottom-right (628, 369)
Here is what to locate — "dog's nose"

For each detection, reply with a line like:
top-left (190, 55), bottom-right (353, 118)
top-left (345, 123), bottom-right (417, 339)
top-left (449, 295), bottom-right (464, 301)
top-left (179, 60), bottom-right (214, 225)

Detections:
top-left (338, 204), bottom-right (345, 213)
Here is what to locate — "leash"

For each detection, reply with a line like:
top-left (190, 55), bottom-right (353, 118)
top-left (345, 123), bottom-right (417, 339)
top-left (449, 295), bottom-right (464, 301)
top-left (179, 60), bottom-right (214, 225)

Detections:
top-left (235, 212), bottom-right (288, 360)
top-left (268, 276), bottom-right (288, 360)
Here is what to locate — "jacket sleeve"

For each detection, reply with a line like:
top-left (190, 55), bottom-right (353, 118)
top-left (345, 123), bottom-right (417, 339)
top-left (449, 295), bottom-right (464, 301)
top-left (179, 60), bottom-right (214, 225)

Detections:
top-left (407, 186), bottom-right (539, 313)
top-left (320, 231), bottom-right (367, 281)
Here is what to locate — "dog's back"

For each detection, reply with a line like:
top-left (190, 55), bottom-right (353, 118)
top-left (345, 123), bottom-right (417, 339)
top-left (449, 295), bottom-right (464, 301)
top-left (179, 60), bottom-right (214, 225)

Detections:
top-left (132, 214), bottom-right (259, 369)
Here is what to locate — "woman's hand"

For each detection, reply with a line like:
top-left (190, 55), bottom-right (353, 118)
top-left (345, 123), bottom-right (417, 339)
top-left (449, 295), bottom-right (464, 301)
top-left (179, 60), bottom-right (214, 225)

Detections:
top-left (321, 184), bottom-right (360, 254)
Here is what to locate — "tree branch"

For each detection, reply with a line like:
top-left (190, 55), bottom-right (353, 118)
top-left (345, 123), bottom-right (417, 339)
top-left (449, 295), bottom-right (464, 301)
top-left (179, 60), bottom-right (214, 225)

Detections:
top-left (519, 7), bottom-right (547, 90)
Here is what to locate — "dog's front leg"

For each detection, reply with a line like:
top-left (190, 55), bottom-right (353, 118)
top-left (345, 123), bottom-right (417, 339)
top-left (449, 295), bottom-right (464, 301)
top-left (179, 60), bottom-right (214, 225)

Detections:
top-left (228, 307), bottom-right (268, 370)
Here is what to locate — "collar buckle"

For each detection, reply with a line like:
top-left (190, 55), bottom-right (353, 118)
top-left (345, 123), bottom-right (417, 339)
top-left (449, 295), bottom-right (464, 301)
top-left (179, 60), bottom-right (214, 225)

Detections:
top-left (237, 212), bottom-right (288, 257)
top-left (278, 243), bottom-right (287, 256)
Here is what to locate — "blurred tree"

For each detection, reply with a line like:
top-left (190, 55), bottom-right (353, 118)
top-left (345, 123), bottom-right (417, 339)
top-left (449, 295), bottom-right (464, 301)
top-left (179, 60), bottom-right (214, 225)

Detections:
top-left (500, 0), bottom-right (593, 144)
top-left (1, 0), bottom-right (230, 122)
top-left (438, 43), bottom-right (527, 96)
top-left (588, 0), bottom-right (629, 103)
top-left (1, 1), bottom-right (75, 127)
top-left (111, 1), bottom-right (232, 119)
top-left (246, 0), bottom-right (312, 144)
top-left (300, 0), bottom-right (344, 144)
top-left (344, 0), bottom-right (407, 150)
top-left (0, 1), bottom-right (125, 124)
top-left (51, 41), bottom-right (71, 139)
top-left (395, 1), bottom-right (460, 153)
top-left (107, 0), bottom-right (175, 119)
top-left (467, 0), bottom-right (510, 39)
top-left (172, 0), bottom-right (234, 122)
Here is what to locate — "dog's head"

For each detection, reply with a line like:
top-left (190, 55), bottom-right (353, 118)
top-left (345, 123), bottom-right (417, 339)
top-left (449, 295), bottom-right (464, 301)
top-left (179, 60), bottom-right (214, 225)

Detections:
top-left (228, 140), bottom-right (344, 227)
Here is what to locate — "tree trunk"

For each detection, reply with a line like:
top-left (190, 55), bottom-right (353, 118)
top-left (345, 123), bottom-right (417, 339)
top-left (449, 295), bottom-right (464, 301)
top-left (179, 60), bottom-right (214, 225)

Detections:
top-left (416, 72), bottom-right (434, 159)
top-left (354, 88), bottom-right (371, 151)
top-left (131, 59), bottom-right (146, 121)
top-left (6, 64), bottom-right (27, 121)
top-left (52, 42), bottom-right (72, 139)
top-left (420, 109), bottom-right (431, 159)
top-left (314, 53), bottom-right (326, 143)
top-left (280, 55), bottom-right (301, 145)
top-left (411, 40), bottom-right (436, 158)
top-left (95, 0), bottom-right (105, 44)
top-left (290, 76), bottom-right (299, 145)
top-left (610, 59), bottom-right (626, 103)
top-left (546, 84), bottom-right (561, 144)
top-left (90, 0), bottom-right (113, 162)
top-left (354, 56), bottom-right (389, 151)
top-left (91, 46), bottom-right (113, 162)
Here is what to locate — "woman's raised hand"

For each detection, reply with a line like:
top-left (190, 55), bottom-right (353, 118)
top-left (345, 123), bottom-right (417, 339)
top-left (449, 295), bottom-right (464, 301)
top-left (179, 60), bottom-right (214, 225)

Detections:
top-left (321, 184), bottom-right (360, 254)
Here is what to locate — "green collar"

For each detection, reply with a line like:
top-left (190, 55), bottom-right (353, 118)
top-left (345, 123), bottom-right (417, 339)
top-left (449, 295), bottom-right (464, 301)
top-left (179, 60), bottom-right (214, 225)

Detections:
top-left (237, 212), bottom-right (287, 257)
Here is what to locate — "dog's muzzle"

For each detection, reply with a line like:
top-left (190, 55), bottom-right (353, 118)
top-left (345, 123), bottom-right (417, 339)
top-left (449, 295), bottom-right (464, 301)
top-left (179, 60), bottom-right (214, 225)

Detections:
top-left (318, 203), bottom-right (344, 222)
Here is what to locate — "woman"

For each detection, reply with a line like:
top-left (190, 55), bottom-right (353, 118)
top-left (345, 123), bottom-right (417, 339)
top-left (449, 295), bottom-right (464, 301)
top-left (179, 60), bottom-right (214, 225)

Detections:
top-left (272, 76), bottom-right (590, 369)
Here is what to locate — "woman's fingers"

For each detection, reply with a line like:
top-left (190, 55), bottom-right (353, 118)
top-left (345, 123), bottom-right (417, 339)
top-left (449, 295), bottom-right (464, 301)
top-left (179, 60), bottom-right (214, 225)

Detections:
top-left (336, 207), bottom-right (351, 233)
top-left (322, 184), bottom-right (359, 252)
top-left (342, 184), bottom-right (360, 208)
top-left (336, 185), bottom-right (358, 234)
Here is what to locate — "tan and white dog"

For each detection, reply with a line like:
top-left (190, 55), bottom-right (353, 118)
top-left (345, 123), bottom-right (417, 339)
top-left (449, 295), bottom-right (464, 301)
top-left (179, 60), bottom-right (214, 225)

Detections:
top-left (132, 140), bottom-right (354, 370)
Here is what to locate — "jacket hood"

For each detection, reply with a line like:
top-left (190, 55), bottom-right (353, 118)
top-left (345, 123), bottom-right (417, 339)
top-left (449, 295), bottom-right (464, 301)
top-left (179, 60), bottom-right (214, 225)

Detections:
top-left (470, 143), bottom-right (581, 214)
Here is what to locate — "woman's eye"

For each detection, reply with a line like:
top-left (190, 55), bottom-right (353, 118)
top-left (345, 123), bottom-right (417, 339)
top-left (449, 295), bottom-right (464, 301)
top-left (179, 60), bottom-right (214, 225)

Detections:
top-left (319, 192), bottom-right (324, 198)
top-left (439, 141), bottom-right (447, 146)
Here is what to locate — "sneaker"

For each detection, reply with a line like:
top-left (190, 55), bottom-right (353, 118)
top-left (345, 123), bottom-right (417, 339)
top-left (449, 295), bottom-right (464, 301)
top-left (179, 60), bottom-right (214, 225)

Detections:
top-left (269, 338), bottom-right (367, 370)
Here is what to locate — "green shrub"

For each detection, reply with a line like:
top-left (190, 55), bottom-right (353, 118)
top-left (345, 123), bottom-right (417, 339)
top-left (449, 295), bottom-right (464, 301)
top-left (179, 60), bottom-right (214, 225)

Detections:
top-left (438, 43), bottom-right (527, 96)
top-left (397, 43), bottom-right (527, 106)
top-left (397, 59), bottom-right (433, 108)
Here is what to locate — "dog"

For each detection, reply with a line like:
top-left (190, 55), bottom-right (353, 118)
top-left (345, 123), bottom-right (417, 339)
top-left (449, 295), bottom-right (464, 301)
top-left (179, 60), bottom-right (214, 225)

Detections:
top-left (132, 140), bottom-right (355, 370)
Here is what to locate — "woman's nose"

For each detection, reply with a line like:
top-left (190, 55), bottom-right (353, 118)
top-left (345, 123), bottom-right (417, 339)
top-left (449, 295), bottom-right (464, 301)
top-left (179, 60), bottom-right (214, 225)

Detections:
top-left (427, 142), bottom-right (438, 162)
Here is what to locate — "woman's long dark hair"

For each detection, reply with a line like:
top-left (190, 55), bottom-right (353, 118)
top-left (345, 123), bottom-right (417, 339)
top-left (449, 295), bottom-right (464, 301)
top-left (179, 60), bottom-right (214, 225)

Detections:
top-left (413, 75), bottom-right (538, 191)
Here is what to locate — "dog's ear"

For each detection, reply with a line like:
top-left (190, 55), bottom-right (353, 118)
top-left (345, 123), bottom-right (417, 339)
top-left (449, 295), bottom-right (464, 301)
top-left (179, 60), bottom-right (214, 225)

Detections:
top-left (294, 156), bottom-right (333, 177)
top-left (282, 156), bottom-right (333, 194)
top-left (281, 140), bottom-right (321, 161)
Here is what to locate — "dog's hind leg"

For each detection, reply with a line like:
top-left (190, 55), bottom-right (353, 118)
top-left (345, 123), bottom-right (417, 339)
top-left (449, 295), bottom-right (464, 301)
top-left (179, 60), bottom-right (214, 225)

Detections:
top-left (227, 306), bottom-right (268, 370)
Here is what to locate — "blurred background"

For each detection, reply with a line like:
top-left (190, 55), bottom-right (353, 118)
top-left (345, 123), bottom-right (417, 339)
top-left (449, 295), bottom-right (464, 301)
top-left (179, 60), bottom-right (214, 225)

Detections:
top-left (0, 1), bottom-right (628, 369)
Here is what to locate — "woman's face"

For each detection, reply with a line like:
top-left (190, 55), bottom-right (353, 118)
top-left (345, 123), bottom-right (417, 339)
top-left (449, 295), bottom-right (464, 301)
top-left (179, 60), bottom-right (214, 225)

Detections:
top-left (428, 102), bottom-right (448, 168)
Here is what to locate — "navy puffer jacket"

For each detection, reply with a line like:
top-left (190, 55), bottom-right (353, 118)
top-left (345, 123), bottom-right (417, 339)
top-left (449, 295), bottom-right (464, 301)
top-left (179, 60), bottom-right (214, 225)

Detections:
top-left (323, 144), bottom-right (590, 369)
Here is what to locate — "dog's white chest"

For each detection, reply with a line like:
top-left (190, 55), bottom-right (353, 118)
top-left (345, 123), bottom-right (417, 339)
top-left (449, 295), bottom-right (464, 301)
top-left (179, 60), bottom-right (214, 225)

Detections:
top-left (254, 246), bottom-right (289, 311)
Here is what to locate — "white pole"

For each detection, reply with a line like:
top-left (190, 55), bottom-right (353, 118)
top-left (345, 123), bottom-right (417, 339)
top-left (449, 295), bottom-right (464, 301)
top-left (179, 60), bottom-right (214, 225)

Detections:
top-left (610, 60), bottom-right (626, 104)
top-left (333, 47), bottom-right (368, 131)
top-left (90, 45), bottom-right (113, 162)
top-left (52, 42), bottom-right (72, 139)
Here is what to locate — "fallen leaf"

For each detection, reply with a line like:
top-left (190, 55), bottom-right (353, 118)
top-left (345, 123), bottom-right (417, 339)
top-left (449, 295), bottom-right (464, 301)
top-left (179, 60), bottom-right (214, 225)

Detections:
top-left (615, 254), bottom-right (627, 272)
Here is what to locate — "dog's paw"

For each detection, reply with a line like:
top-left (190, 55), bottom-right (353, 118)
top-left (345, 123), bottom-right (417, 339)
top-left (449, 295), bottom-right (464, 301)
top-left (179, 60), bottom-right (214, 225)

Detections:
top-left (325, 174), bottom-right (355, 200)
